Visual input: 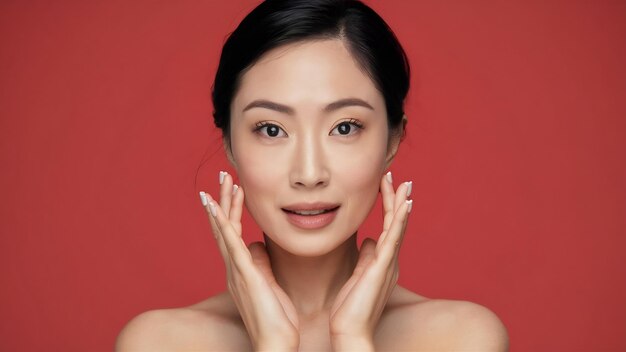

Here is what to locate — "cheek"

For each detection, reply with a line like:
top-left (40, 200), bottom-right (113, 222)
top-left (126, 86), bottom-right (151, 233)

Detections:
top-left (330, 138), bottom-right (388, 224)
top-left (232, 141), bottom-right (283, 217)
top-left (333, 131), bottom-right (388, 184)
top-left (335, 153), bottom-right (382, 191)
top-left (233, 131), bottom-right (276, 180)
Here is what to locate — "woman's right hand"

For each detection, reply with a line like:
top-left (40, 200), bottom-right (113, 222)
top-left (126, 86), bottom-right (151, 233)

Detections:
top-left (199, 171), bottom-right (300, 351)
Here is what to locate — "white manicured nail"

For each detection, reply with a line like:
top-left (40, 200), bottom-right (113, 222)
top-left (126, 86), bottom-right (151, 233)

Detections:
top-left (208, 201), bottom-right (217, 217)
top-left (386, 171), bottom-right (393, 183)
top-left (405, 181), bottom-right (412, 197)
top-left (219, 171), bottom-right (226, 185)
top-left (406, 199), bottom-right (413, 213)
top-left (232, 184), bottom-right (239, 195)
top-left (199, 191), bottom-right (208, 206)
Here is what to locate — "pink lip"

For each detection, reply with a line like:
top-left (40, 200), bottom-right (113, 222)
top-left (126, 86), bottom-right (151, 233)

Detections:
top-left (281, 203), bottom-right (340, 230)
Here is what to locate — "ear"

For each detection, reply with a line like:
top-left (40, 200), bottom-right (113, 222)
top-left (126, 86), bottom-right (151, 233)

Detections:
top-left (384, 114), bottom-right (407, 169)
top-left (223, 137), bottom-right (238, 169)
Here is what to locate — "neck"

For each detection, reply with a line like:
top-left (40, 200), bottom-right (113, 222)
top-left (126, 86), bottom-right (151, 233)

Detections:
top-left (263, 233), bottom-right (359, 318)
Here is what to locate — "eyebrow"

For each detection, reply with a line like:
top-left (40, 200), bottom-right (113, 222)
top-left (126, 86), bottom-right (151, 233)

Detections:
top-left (242, 98), bottom-right (375, 115)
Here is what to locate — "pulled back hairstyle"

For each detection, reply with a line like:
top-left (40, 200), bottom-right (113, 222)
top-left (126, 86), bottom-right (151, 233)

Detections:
top-left (211, 0), bottom-right (410, 143)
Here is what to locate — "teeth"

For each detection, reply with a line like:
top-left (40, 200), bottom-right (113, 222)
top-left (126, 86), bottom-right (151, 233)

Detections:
top-left (291, 209), bottom-right (328, 215)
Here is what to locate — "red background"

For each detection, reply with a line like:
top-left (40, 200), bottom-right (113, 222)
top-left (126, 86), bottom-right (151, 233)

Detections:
top-left (1, 1), bottom-right (624, 351)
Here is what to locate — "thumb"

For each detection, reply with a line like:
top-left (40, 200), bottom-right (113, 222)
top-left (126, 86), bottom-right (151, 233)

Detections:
top-left (248, 241), bottom-right (299, 328)
top-left (248, 242), bottom-right (274, 282)
top-left (353, 238), bottom-right (377, 277)
top-left (248, 242), bottom-right (276, 284)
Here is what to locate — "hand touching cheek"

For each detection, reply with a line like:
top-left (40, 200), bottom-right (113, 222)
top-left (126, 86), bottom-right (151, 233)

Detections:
top-left (199, 171), bottom-right (301, 351)
top-left (329, 172), bottom-right (412, 351)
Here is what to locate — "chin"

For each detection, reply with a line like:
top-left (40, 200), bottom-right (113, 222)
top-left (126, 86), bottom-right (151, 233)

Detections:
top-left (272, 237), bottom-right (347, 258)
top-left (263, 224), bottom-right (356, 258)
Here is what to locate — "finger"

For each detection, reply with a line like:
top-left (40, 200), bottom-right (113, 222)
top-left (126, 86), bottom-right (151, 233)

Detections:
top-left (381, 171), bottom-right (395, 231)
top-left (230, 185), bottom-right (244, 235)
top-left (380, 181), bottom-right (410, 244)
top-left (393, 201), bottom-right (411, 260)
top-left (380, 262), bottom-right (400, 310)
top-left (379, 181), bottom-right (405, 245)
top-left (361, 237), bottom-right (377, 255)
top-left (394, 181), bottom-right (411, 213)
top-left (219, 171), bottom-right (233, 218)
top-left (376, 229), bottom-right (388, 252)
top-left (377, 199), bottom-right (411, 264)
top-left (200, 191), bottom-right (229, 266)
top-left (208, 196), bottom-right (253, 273)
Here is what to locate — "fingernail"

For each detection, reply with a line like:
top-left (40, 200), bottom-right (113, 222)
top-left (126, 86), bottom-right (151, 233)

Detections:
top-left (199, 191), bottom-right (208, 206)
top-left (232, 184), bottom-right (239, 195)
top-left (406, 199), bottom-right (413, 213)
top-left (386, 171), bottom-right (393, 183)
top-left (405, 181), bottom-right (412, 197)
top-left (208, 201), bottom-right (217, 217)
top-left (219, 171), bottom-right (226, 185)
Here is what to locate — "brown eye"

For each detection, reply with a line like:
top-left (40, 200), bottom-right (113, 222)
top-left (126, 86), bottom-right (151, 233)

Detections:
top-left (330, 120), bottom-right (363, 136)
top-left (337, 123), bottom-right (351, 135)
top-left (267, 125), bottom-right (280, 137)
top-left (255, 122), bottom-right (287, 138)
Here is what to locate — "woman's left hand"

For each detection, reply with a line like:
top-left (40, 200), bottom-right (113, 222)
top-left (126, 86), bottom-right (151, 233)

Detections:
top-left (329, 172), bottom-right (412, 351)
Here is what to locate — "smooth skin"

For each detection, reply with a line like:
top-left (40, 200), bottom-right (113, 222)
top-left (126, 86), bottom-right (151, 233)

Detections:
top-left (201, 173), bottom-right (411, 350)
top-left (116, 39), bottom-right (509, 351)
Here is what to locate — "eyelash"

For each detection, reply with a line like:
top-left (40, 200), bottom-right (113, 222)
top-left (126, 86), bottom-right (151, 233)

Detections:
top-left (253, 119), bottom-right (364, 138)
top-left (253, 121), bottom-right (287, 138)
top-left (331, 119), bottom-right (364, 136)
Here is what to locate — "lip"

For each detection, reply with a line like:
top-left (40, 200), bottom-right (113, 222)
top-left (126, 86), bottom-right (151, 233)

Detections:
top-left (281, 202), bottom-right (340, 230)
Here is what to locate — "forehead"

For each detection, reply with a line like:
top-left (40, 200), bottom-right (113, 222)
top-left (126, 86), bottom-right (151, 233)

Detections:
top-left (232, 39), bottom-right (384, 111)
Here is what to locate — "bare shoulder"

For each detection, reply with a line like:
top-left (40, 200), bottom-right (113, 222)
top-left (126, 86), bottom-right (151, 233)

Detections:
top-left (115, 291), bottom-right (251, 351)
top-left (409, 297), bottom-right (510, 351)
top-left (377, 286), bottom-right (509, 351)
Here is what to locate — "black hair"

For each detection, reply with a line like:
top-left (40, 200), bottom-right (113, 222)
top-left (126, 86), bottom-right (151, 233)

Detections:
top-left (211, 0), bottom-right (410, 142)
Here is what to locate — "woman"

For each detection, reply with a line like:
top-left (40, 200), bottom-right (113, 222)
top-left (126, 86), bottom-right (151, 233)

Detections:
top-left (117, 0), bottom-right (509, 350)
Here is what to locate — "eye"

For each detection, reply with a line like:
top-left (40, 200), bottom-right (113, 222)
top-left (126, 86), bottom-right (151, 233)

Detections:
top-left (330, 119), bottom-right (364, 136)
top-left (254, 122), bottom-right (287, 138)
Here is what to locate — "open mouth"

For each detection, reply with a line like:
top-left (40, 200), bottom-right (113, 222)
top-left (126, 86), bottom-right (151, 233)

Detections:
top-left (282, 206), bottom-right (340, 216)
top-left (281, 205), bottom-right (341, 229)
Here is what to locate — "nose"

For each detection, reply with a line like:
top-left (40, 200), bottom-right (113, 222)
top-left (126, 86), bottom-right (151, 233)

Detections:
top-left (289, 134), bottom-right (330, 189)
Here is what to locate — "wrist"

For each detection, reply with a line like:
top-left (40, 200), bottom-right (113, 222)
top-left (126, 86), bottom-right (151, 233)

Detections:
top-left (255, 338), bottom-right (299, 352)
top-left (256, 344), bottom-right (298, 352)
top-left (331, 335), bottom-right (375, 352)
top-left (256, 347), bottom-right (297, 352)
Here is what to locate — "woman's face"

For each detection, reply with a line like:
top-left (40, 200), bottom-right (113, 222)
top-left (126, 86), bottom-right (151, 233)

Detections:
top-left (229, 39), bottom-right (398, 256)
